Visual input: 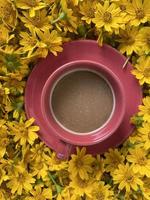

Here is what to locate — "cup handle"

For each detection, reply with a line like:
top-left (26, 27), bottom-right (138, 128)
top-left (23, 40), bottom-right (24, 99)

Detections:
top-left (56, 140), bottom-right (73, 160)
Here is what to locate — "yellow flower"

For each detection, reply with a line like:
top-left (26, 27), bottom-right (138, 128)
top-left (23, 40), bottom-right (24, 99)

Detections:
top-left (86, 181), bottom-right (114, 200)
top-left (79, 0), bottom-right (97, 24)
top-left (139, 97), bottom-right (150, 123)
top-left (31, 160), bottom-right (48, 180)
top-left (18, 29), bottom-right (42, 57)
top-left (0, 168), bottom-right (9, 186)
top-left (37, 30), bottom-right (63, 57)
top-left (20, 10), bottom-right (52, 34)
top-left (93, 1), bottom-right (124, 33)
top-left (126, 0), bottom-right (150, 27)
top-left (0, 0), bottom-right (17, 29)
top-left (57, 186), bottom-right (75, 200)
top-left (69, 175), bottom-right (94, 198)
top-left (132, 56), bottom-right (150, 85)
top-left (7, 164), bottom-right (36, 195)
top-left (104, 149), bottom-right (125, 174)
top-left (138, 122), bottom-right (150, 150)
top-left (112, 0), bottom-right (128, 11)
top-left (137, 27), bottom-right (150, 55)
top-left (15, 0), bottom-right (46, 17)
top-left (68, 147), bottom-right (94, 180)
top-left (0, 120), bottom-right (9, 158)
top-left (127, 147), bottom-right (150, 177)
top-left (91, 155), bottom-right (104, 181)
top-left (3, 78), bottom-right (25, 95)
top-left (56, 170), bottom-right (70, 186)
top-left (8, 118), bottom-right (39, 146)
top-left (30, 142), bottom-right (51, 162)
top-left (25, 186), bottom-right (52, 200)
top-left (113, 163), bottom-right (143, 193)
top-left (117, 26), bottom-right (142, 55)
top-left (56, 0), bottom-right (78, 33)
top-left (44, 152), bottom-right (68, 171)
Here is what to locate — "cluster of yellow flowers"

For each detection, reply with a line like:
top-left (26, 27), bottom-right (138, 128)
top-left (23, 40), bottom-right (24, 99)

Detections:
top-left (0, 0), bottom-right (150, 199)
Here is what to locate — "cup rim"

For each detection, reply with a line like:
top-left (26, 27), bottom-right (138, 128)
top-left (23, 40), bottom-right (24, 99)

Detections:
top-left (41, 60), bottom-right (125, 145)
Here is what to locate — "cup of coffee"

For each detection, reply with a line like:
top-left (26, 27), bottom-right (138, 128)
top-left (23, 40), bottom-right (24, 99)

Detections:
top-left (41, 60), bottom-right (125, 157)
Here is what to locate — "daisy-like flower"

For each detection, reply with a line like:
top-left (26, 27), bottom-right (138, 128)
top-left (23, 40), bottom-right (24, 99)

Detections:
top-left (8, 118), bottom-right (39, 146)
top-left (68, 147), bottom-right (94, 180)
top-left (20, 10), bottom-right (52, 34)
top-left (93, 1), bottom-right (124, 33)
top-left (117, 26), bottom-right (142, 55)
top-left (44, 152), bottom-right (68, 171)
top-left (57, 0), bottom-right (78, 33)
top-left (137, 27), bottom-right (150, 55)
top-left (15, 0), bottom-right (46, 17)
top-left (19, 29), bottom-right (44, 58)
top-left (79, 0), bottom-right (97, 24)
top-left (138, 122), bottom-right (150, 150)
top-left (0, 120), bottom-right (9, 158)
top-left (111, 0), bottom-right (128, 11)
top-left (86, 181), bottom-right (114, 200)
top-left (127, 147), bottom-right (150, 177)
top-left (69, 175), bottom-right (95, 198)
top-left (31, 160), bottom-right (48, 180)
top-left (25, 186), bottom-right (52, 200)
top-left (37, 30), bottom-right (63, 57)
top-left (132, 56), bottom-right (150, 85)
top-left (104, 149), bottom-right (125, 174)
top-left (30, 142), bottom-right (51, 162)
top-left (7, 164), bottom-right (36, 195)
top-left (139, 97), bottom-right (150, 123)
top-left (113, 163), bottom-right (143, 193)
top-left (3, 78), bottom-right (25, 95)
top-left (91, 155), bottom-right (105, 181)
top-left (126, 0), bottom-right (150, 27)
top-left (0, 0), bottom-right (17, 29)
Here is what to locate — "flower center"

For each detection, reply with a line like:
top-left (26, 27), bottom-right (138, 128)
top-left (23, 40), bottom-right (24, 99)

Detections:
top-left (127, 37), bottom-right (135, 45)
top-left (126, 175), bottom-right (134, 183)
top-left (1, 138), bottom-right (9, 147)
top-left (148, 132), bottom-right (150, 140)
top-left (0, 170), bottom-right (3, 178)
top-left (147, 37), bottom-right (150, 46)
top-left (138, 157), bottom-right (146, 165)
top-left (95, 192), bottom-right (105, 200)
top-left (143, 68), bottom-right (150, 78)
top-left (136, 8), bottom-right (144, 19)
top-left (78, 178), bottom-right (88, 188)
top-left (87, 8), bottom-right (95, 18)
top-left (18, 173), bottom-right (25, 183)
top-left (75, 159), bottom-right (83, 168)
top-left (26, 0), bottom-right (37, 7)
top-left (103, 12), bottom-right (112, 23)
top-left (120, 4), bottom-right (126, 11)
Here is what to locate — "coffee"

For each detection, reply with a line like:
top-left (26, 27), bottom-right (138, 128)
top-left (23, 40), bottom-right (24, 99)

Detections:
top-left (51, 70), bottom-right (114, 133)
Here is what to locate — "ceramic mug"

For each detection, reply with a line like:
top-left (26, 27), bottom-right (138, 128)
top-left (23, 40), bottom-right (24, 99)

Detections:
top-left (41, 60), bottom-right (125, 158)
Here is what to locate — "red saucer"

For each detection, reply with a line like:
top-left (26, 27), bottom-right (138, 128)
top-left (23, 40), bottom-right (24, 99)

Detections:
top-left (25, 40), bottom-right (142, 157)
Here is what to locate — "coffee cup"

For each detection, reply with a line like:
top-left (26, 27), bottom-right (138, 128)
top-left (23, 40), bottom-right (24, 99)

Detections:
top-left (41, 60), bottom-right (125, 157)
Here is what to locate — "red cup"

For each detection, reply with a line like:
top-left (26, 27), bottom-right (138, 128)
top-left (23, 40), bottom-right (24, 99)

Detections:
top-left (41, 60), bottom-right (125, 157)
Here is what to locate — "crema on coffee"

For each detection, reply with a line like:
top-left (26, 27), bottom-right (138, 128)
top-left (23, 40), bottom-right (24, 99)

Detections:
top-left (51, 70), bottom-right (114, 134)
